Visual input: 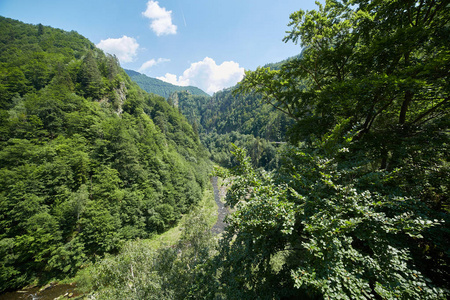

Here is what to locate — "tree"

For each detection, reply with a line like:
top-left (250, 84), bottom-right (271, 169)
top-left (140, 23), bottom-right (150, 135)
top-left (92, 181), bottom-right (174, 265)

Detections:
top-left (76, 206), bottom-right (217, 299)
top-left (37, 23), bottom-right (44, 36)
top-left (229, 0), bottom-right (449, 298)
top-left (23, 52), bottom-right (52, 90)
top-left (78, 51), bottom-right (104, 99)
top-left (0, 67), bottom-right (30, 107)
top-left (238, 0), bottom-right (449, 156)
top-left (216, 146), bottom-right (446, 299)
top-left (79, 201), bottom-right (122, 256)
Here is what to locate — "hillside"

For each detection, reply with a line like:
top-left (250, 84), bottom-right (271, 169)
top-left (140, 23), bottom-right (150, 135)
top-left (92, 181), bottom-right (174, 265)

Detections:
top-left (124, 56), bottom-right (300, 170)
top-left (0, 16), bottom-right (211, 292)
top-left (124, 69), bottom-right (209, 98)
top-left (164, 55), bottom-right (301, 141)
top-left (164, 88), bottom-right (294, 169)
top-left (125, 66), bottom-right (294, 170)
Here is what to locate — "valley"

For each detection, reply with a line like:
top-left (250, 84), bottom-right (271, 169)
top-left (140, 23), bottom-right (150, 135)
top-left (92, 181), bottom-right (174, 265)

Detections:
top-left (1, 0), bottom-right (449, 298)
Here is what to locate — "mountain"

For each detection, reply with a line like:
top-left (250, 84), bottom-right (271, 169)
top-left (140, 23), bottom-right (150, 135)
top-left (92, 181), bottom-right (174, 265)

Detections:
top-left (0, 16), bottom-right (211, 292)
top-left (164, 55), bottom-right (302, 142)
top-left (127, 55), bottom-right (301, 145)
top-left (125, 56), bottom-right (299, 170)
top-left (124, 69), bottom-right (209, 98)
top-left (158, 57), bottom-right (298, 170)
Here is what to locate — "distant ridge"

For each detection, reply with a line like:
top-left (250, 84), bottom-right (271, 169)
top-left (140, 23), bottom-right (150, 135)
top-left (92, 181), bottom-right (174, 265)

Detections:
top-left (124, 69), bottom-right (209, 98)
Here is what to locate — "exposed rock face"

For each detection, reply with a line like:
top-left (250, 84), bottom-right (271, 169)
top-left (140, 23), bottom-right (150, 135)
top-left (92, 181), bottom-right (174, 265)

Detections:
top-left (115, 82), bottom-right (127, 115)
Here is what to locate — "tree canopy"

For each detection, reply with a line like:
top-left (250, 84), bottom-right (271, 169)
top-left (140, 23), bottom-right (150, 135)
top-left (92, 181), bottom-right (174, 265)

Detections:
top-left (218, 0), bottom-right (450, 298)
top-left (239, 0), bottom-right (449, 149)
top-left (0, 16), bottom-right (211, 292)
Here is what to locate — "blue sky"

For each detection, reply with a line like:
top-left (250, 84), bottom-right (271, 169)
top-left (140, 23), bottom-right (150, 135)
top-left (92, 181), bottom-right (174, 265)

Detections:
top-left (1, 0), bottom-right (319, 94)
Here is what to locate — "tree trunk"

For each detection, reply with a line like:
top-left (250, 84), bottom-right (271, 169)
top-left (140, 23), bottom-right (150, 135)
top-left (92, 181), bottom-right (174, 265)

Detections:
top-left (399, 91), bottom-right (413, 125)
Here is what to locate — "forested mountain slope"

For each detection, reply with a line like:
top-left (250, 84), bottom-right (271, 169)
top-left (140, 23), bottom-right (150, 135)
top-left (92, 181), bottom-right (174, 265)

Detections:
top-left (152, 56), bottom-right (303, 170)
top-left (0, 16), bottom-right (211, 292)
top-left (124, 69), bottom-right (209, 98)
top-left (167, 88), bottom-right (295, 169)
top-left (166, 55), bottom-right (301, 141)
top-left (123, 55), bottom-right (302, 170)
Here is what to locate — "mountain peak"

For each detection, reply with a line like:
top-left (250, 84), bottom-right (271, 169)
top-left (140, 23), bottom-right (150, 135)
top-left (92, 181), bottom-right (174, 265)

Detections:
top-left (124, 69), bottom-right (209, 98)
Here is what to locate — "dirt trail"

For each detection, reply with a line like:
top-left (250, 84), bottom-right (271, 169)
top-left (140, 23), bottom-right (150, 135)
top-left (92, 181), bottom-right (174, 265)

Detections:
top-left (210, 176), bottom-right (229, 234)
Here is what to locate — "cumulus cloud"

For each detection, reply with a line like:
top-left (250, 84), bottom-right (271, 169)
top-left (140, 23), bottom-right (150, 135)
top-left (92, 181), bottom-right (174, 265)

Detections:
top-left (96, 36), bottom-right (139, 63)
top-left (138, 58), bottom-right (170, 73)
top-left (157, 73), bottom-right (189, 86)
top-left (142, 1), bottom-right (177, 36)
top-left (157, 57), bottom-right (245, 94)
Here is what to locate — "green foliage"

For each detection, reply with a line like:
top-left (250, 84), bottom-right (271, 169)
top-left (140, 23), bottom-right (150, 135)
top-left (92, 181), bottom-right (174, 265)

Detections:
top-left (242, 0), bottom-right (449, 147)
top-left (201, 131), bottom-right (281, 170)
top-left (76, 206), bottom-right (218, 299)
top-left (220, 0), bottom-right (449, 298)
top-left (77, 51), bottom-right (104, 99)
top-left (2, 0), bottom-right (449, 297)
top-left (169, 87), bottom-right (295, 143)
top-left (0, 16), bottom-right (211, 292)
top-left (216, 146), bottom-right (446, 299)
top-left (128, 80), bottom-right (295, 170)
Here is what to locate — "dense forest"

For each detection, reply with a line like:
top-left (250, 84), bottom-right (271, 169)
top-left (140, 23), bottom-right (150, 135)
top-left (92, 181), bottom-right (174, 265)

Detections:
top-left (130, 74), bottom-right (295, 170)
top-left (165, 89), bottom-right (293, 169)
top-left (0, 16), bottom-right (211, 292)
top-left (1, 0), bottom-right (449, 299)
top-left (216, 0), bottom-right (449, 297)
top-left (124, 69), bottom-right (209, 99)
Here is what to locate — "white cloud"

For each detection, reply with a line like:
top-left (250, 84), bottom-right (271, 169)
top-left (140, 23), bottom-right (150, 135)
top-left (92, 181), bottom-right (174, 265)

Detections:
top-left (142, 1), bottom-right (177, 36)
top-left (157, 57), bottom-right (245, 94)
top-left (96, 36), bottom-right (139, 63)
top-left (138, 58), bottom-right (170, 73)
top-left (157, 73), bottom-right (189, 86)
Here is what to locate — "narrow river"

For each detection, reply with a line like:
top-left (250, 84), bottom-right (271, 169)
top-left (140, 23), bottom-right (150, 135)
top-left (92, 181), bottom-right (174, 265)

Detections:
top-left (211, 176), bottom-right (229, 234)
top-left (0, 284), bottom-right (79, 300)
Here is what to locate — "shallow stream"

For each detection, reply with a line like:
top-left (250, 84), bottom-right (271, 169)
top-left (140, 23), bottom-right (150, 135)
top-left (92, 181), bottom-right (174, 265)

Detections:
top-left (211, 176), bottom-right (228, 234)
top-left (0, 284), bottom-right (79, 300)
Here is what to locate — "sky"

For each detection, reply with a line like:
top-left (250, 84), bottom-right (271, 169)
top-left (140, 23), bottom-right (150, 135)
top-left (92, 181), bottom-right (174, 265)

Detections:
top-left (1, 0), bottom-right (319, 95)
